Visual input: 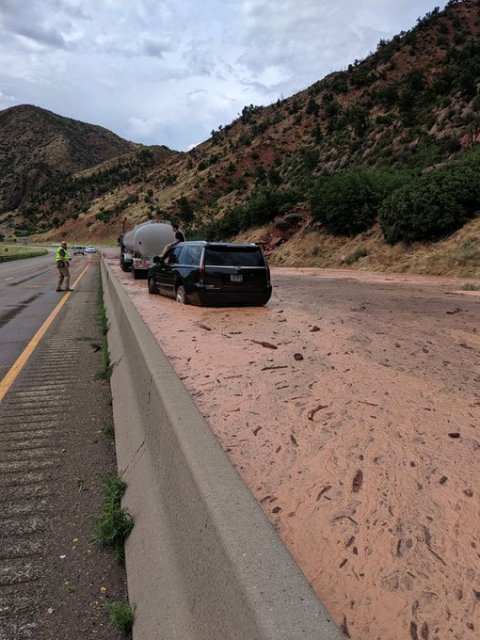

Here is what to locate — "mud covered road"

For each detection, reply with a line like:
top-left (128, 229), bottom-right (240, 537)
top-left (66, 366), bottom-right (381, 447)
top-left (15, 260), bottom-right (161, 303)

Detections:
top-left (106, 252), bottom-right (480, 640)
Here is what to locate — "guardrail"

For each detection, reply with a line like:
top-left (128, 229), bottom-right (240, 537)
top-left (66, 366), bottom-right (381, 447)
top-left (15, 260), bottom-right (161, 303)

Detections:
top-left (101, 258), bottom-right (344, 640)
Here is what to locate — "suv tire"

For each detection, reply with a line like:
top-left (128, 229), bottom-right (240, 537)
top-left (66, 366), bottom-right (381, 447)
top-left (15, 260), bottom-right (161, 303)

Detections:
top-left (176, 285), bottom-right (188, 304)
top-left (148, 277), bottom-right (158, 294)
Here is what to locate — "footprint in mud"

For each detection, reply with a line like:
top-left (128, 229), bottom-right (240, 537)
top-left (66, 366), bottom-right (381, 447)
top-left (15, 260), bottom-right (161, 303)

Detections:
top-left (396, 537), bottom-right (413, 558)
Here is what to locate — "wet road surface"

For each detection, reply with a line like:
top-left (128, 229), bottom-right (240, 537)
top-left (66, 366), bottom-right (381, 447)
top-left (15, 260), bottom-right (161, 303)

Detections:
top-left (0, 252), bottom-right (89, 380)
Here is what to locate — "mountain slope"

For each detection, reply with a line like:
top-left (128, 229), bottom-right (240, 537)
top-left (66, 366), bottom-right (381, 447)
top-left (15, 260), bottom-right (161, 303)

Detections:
top-left (0, 104), bottom-right (139, 213)
top-left (2, 0), bottom-right (480, 279)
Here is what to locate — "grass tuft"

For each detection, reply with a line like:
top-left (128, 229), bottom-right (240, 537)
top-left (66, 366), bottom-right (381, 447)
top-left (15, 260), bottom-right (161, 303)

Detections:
top-left (461, 282), bottom-right (480, 291)
top-left (344, 246), bottom-right (368, 265)
top-left (92, 475), bottom-right (134, 562)
top-left (102, 418), bottom-right (115, 441)
top-left (106, 601), bottom-right (135, 634)
top-left (96, 276), bottom-right (113, 379)
top-left (96, 303), bottom-right (109, 336)
top-left (96, 350), bottom-right (113, 380)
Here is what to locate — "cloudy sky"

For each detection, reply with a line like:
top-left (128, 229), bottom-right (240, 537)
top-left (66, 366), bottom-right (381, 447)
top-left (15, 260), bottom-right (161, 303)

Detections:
top-left (0, 0), bottom-right (449, 151)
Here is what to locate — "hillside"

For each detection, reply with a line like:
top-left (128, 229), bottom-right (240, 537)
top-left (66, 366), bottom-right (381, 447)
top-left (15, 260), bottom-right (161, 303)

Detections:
top-left (1, 0), bottom-right (480, 279)
top-left (0, 104), bottom-right (140, 219)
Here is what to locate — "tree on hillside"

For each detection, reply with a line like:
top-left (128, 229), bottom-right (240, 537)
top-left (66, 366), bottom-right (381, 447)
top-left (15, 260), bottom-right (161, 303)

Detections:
top-left (309, 172), bottom-right (378, 236)
top-left (379, 164), bottom-right (480, 244)
top-left (176, 196), bottom-right (195, 225)
top-left (309, 169), bottom-right (415, 237)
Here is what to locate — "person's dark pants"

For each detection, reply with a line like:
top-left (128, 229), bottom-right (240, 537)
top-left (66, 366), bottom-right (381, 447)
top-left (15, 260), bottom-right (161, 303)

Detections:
top-left (56, 265), bottom-right (70, 290)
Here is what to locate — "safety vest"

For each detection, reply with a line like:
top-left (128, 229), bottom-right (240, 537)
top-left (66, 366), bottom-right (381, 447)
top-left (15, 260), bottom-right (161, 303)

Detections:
top-left (56, 246), bottom-right (71, 265)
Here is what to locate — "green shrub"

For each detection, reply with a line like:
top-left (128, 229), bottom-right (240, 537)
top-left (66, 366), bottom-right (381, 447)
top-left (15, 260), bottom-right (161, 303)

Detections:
top-left (379, 164), bottom-right (480, 244)
top-left (283, 213), bottom-right (303, 225)
top-left (211, 188), bottom-right (301, 239)
top-left (344, 247), bottom-right (368, 264)
top-left (96, 209), bottom-right (114, 223)
top-left (309, 169), bottom-right (416, 237)
top-left (274, 212), bottom-right (303, 230)
top-left (177, 196), bottom-right (195, 225)
top-left (309, 172), bottom-right (379, 236)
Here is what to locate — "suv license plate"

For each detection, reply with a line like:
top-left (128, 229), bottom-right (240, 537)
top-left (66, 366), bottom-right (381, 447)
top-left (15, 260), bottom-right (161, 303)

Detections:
top-left (230, 274), bottom-right (243, 282)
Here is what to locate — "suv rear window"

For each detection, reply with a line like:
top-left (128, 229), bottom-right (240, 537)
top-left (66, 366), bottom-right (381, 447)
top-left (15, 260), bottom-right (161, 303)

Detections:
top-left (204, 247), bottom-right (265, 267)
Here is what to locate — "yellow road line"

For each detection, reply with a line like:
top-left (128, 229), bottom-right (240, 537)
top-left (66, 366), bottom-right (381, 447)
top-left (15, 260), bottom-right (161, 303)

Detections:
top-left (0, 265), bottom-right (89, 403)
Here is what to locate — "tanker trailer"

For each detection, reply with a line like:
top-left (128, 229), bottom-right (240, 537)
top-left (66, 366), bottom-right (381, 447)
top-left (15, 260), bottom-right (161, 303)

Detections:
top-left (121, 220), bottom-right (175, 279)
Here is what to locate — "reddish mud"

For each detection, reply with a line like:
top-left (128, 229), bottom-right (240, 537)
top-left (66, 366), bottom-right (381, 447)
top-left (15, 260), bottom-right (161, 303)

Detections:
top-left (105, 253), bottom-right (480, 640)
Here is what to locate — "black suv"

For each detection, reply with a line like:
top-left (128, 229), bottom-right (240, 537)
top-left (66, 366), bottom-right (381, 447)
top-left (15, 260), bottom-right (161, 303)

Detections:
top-left (147, 241), bottom-right (272, 306)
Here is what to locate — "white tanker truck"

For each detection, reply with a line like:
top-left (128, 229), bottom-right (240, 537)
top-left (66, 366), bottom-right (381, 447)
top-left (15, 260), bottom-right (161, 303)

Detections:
top-left (119, 220), bottom-right (175, 279)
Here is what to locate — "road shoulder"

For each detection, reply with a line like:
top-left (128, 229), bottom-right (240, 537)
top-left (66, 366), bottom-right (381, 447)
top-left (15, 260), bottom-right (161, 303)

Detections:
top-left (0, 262), bottom-right (128, 639)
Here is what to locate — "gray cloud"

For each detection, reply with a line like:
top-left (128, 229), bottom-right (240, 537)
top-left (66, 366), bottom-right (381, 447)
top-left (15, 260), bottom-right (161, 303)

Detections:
top-left (0, 0), bottom-right (87, 50)
top-left (142, 37), bottom-right (172, 58)
top-left (13, 24), bottom-right (68, 49)
top-left (0, 0), bottom-right (450, 150)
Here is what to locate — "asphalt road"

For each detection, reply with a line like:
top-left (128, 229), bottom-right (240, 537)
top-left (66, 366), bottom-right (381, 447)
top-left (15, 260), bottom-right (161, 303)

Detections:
top-left (0, 261), bottom-right (127, 640)
top-left (0, 252), bottom-right (89, 380)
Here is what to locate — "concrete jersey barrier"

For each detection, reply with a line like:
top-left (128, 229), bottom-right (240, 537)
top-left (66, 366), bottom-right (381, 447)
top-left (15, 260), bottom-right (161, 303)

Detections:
top-left (101, 259), bottom-right (345, 640)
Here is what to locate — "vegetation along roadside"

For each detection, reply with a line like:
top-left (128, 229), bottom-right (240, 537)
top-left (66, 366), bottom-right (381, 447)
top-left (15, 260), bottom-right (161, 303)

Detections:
top-left (0, 242), bottom-right (48, 262)
top-left (93, 273), bottom-right (135, 635)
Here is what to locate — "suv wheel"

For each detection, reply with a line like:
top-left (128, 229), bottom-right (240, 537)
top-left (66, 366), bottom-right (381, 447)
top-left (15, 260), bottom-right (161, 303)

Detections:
top-left (148, 277), bottom-right (158, 294)
top-left (176, 285), bottom-right (188, 304)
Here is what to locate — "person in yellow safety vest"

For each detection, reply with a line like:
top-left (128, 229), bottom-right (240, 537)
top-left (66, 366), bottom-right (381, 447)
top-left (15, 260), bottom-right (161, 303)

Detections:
top-left (55, 241), bottom-right (72, 292)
